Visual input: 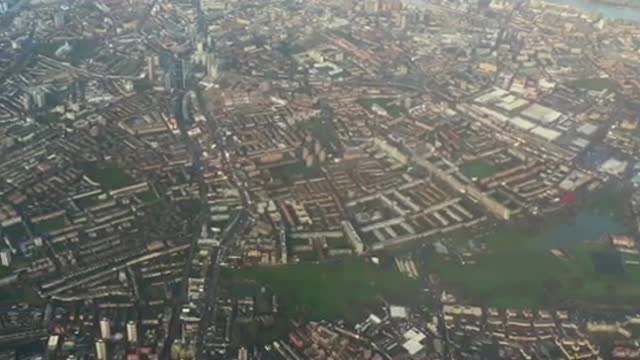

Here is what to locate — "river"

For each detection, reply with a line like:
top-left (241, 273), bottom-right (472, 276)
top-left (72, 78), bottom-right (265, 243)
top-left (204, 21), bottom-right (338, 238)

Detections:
top-left (546, 0), bottom-right (640, 22)
top-left (403, 0), bottom-right (640, 22)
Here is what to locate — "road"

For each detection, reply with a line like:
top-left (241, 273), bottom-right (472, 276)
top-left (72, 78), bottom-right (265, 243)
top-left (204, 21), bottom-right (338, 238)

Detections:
top-left (193, 88), bottom-right (254, 358)
top-left (195, 209), bottom-right (252, 358)
top-left (159, 87), bottom-right (254, 359)
top-left (159, 91), bottom-right (208, 360)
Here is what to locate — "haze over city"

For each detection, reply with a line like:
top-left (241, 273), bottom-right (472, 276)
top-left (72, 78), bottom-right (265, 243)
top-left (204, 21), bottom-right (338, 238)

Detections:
top-left (0, 0), bottom-right (640, 359)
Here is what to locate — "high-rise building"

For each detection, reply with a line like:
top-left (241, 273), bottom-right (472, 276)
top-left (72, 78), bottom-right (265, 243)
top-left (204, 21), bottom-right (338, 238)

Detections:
top-left (99, 318), bottom-right (111, 340)
top-left (0, 249), bottom-right (11, 267)
top-left (147, 56), bottom-right (157, 82)
top-left (47, 335), bottom-right (59, 352)
top-left (126, 321), bottom-right (138, 344)
top-left (21, 93), bottom-right (31, 111)
top-left (31, 87), bottom-right (47, 109)
top-left (206, 53), bottom-right (218, 80)
top-left (164, 72), bottom-right (174, 92)
top-left (173, 59), bottom-right (190, 89)
top-left (47, 335), bottom-right (59, 360)
top-left (95, 340), bottom-right (107, 360)
top-left (238, 348), bottom-right (248, 360)
top-left (54, 12), bottom-right (65, 28)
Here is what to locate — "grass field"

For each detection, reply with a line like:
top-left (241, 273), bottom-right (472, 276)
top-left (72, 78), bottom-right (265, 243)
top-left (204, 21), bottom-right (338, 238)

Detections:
top-left (82, 163), bottom-right (134, 190)
top-left (225, 260), bottom-right (421, 321)
top-left (567, 78), bottom-right (617, 92)
top-left (430, 242), bottom-right (640, 308)
top-left (461, 159), bottom-right (497, 180)
top-left (31, 216), bottom-right (66, 236)
top-left (270, 162), bottom-right (323, 184)
top-left (297, 118), bottom-right (341, 153)
top-left (2, 222), bottom-right (29, 242)
top-left (426, 193), bottom-right (640, 308)
top-left (0, 285), bottom-right (44, 306)
top-left (137, 189), bottom-right (160, 204)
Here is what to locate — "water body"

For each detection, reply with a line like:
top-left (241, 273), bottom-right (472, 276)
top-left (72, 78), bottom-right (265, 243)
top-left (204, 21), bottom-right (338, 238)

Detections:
top-left (546, 0), bottom-right (640, 22)
top-left (536, 212), bottom-right (626, 249)
top-left (404, 0), bottom-right (640, 22)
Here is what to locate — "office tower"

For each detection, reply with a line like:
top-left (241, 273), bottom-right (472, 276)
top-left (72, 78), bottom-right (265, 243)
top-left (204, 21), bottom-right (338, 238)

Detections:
top-left (95, 340), bottom-right (107, 360)
top-left (99, 318), bottom-right (111, 340)
top-left (126, 321), bottom-right (138, 343)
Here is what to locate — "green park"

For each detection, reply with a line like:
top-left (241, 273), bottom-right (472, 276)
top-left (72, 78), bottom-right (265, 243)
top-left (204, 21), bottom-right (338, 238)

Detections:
top-left (460, 159), bottom-right (498, 180)
top-left (224, 260), bottom-right (421, 321)
top-left (226, 187), bottom-right (640, 315)
top-left (426, 188), bottom-right (640, 308)
top-left (82, 162), bottom-right (134, 190)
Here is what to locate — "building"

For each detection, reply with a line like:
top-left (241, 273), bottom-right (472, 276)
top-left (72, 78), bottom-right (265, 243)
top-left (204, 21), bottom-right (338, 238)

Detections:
top-left (54, 12), bottom-right (65, 28)
top-left (238, 348), bottom-right (248, 360)
top-left (126, 321), bottom-right (138, 343)
top-left (206, 52), bottom-right (218, 79)
top-left (47, 335), bottom-right (59, 352)
top-left (173, 59), bottom-right (190, 89)
top-left (31, 87), bottom-right (47, 109)
top-left (99, 318), bottom-right (111, 339)
top-left (0, 250), bottom-right (11, 267)
top-left (95, 340), bottom-right (107, 360)
top-left (147, 56), bottom-right (156, 82)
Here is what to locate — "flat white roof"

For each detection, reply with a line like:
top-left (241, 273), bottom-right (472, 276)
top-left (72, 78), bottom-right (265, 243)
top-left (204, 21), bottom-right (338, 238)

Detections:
top-left (475, 88), bottom-right (509, 104)
top-left (572, 138), bottom-right (590, 148)
top-left (403, 328), bottom-right (426, 341)
top-left (497, 97), bottom-right (529, 112)
top-left (521, 103), bottom-right (562, 124)
top-left (600, 158), bottom-right (628, 175)
top-left (577, 123), bottom-right (598, 136)
top-left (403, 339), bottom-right (424, 355)
top-left (473, 105), bottom-right (510, 123)
top-left (390, 305), bottom-right (408, 319)
top-left (508, 116), bottom-right (536, 131)
top-left (530, 126), bottom-right (562, 141)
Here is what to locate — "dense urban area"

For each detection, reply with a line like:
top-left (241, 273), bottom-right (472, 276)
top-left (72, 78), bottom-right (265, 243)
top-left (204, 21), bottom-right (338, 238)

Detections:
top-left (1, 0), bottom-right (640, 358)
